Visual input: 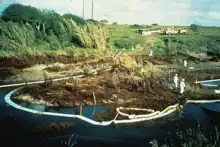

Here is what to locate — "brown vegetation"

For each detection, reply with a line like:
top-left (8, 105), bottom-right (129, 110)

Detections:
top-left (10, 54), bottom-right (220, 121)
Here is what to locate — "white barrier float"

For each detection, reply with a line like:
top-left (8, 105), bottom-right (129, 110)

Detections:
top-left (2, 72), bottom-right (220, 123)
top-left (0, 68), bottom-right (113, 88)
top-left (0, 74), bottom-right (85, 88)
top-left (195, 79), bottom-right (220, 84)
top-left (186, 79), bottom-right (220, 104)
top-left (4, 88), bottom-right (181, 126)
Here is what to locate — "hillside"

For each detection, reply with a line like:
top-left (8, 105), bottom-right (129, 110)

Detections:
top-left (0, 4), bottom-right (220, 61)
top-left (107, 24), bottom-right (220, 60)
top-left (0, 4), bottom-right (109, 57)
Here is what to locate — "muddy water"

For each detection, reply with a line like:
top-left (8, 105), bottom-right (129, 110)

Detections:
top-left (0, 86), bottom-right (218, 147)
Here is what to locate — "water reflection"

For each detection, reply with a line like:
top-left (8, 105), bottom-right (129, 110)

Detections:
top-left (13, 99), bottom-right (109, 121)
top-left (201, 80), bottom-right (220, 88)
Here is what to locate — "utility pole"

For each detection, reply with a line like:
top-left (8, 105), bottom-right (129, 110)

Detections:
top-left (91, 0), bottom-right (94, 20)
top-left (83, 0), bottom-right (85, 19)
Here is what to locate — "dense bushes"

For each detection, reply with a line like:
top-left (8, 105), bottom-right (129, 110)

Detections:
top-left (161, 35), bottom-right (220, 56)
top-left (2, 4), bottom-right (43, 23)
top-left (190, 24), bottom-right (199, 32)
top-left (114, 39), bottom-right (134, 49)
top-left (112, 34), bottom-right (146, 50)
top-left (0, 4), bottom-right (109, 55)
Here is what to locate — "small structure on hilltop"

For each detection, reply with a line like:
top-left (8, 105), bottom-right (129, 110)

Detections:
top-left (137, 29), bottom-right (161, 35)
top-left (137, 27), bottom-right (186, 36)
top-left (160, 27), bottom-right (187, 35)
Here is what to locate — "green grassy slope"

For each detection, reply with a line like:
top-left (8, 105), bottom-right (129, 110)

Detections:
top-left (0, 3), bottom-right (220, 58)
top-left (0, 4), bottom-right (109, 57)
top-left (107, 24), bottom-right (220, 57)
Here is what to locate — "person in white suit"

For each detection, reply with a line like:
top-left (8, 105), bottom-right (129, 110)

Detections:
top-left (173, 74), bottom-right (178, 88)
top-left (149, 50), bottom-right (153, 57)
top-left (183, 60), bottom-right (187, 68)
top-left (180, 78), bottom-right (186, 94)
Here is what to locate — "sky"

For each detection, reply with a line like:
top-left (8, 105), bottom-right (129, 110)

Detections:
top-left (0, 0), bottom-right (220, 26)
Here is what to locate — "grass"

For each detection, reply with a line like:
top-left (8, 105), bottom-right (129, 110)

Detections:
top-left (0, 47), bottom-right (113, 59)
top-left (1, 22), bottom-right (220, 58)
top-left (1, 4), bottom-right (220, 58)
top-left (198, 27), bottom-right (220, 36)
top-left (106, 24), bottom-right (220, 56)
top-left (150, 125), bottom-right (220, 147)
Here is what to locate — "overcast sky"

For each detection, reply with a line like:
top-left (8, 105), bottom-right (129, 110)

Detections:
top-left (0, 0), bottom-right (220, 26)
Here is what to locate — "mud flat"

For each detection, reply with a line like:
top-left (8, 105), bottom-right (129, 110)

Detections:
top-left (11, 65), bottom-right (220, 121)
top-left (0, 54), bottom-right (94, 69)
top-left (1, 53), bottom-right (218, 83)
top-left (4, 53), bottom-right (219, 122)
top-left (0, 56), bottom-right (114, 83)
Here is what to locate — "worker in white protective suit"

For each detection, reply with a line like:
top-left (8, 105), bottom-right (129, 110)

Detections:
top-left (180, 78), bottom-right (186, 94)
top-left (149, 50), bottom-right (153, 57)
top-left (183, 60), bottom-right (187, 68)
top-left (173, 74), bottom-right (178, 88)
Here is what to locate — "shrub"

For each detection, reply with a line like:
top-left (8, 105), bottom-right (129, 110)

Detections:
top-left (190, 24), bottom-right (199, 32)
top-left (150, 126), bottom-right (220, 147)
top-left (152, 23), bottom-right (158, 26)
top-left (0, 4), bottom-right (109, 56)
top-left (63, 14), bottom-right (87, 26)
top-left (114, 39), bottom-right (134, 49)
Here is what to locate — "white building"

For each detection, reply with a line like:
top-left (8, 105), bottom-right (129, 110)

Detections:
top-left (137, 29), bottom-right (161, 35)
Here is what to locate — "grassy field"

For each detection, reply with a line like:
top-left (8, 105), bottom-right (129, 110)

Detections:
top-left (1, 4), bottom-right (220, 58)
top-left (106, 24), bottom-right (220, 56)
top-left (1, 22), bottom-right (220, 57)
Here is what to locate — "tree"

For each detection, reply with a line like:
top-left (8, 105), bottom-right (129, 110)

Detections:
top-left (63, 13), bottom-right (87, 25)
top-left (114, 39), bottom-right (134, 49)
top-left (2, 4), bottom-right (43, 23)
top-left (0, 4), bottom-right (109, 52)
top-left (87, 19), bottom-right (101, 25)
top-left (151, 23), bottom-right (158, 26)
top-left (132, 24), bottom-right (140, 28)
top-left (190, 24), bottom-right (199, 32)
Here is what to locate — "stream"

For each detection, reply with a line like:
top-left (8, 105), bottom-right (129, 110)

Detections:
top-left (0, 80), bottom-right (220, 147)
